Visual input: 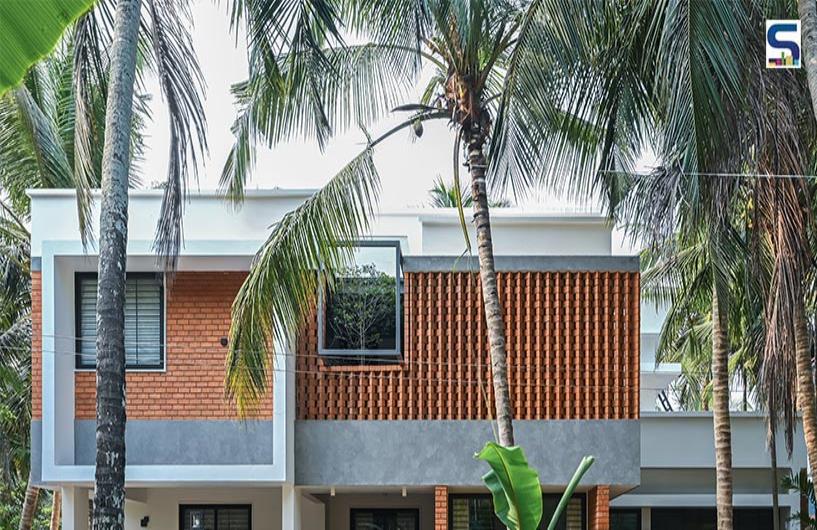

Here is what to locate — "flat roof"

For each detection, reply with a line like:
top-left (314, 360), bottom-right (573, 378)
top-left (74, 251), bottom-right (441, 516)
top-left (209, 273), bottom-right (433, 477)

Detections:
top-left (26, 188), bottom-right (319, 198)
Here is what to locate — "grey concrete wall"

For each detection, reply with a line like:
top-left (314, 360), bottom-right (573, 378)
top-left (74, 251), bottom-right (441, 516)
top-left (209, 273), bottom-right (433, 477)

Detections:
top-left (30, 420), bottom-right (42, 485)
top-left (402, 255), bottom-right (639, 273)
top-left (74, 419), bottom-right (273, 465)
top-left (295, 420), bottom-right (640, 487)
top-left (640, 412), bottom-right (807, 469)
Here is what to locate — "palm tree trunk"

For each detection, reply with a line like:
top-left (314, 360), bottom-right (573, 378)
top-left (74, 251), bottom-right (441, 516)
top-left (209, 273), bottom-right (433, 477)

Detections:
top-left (799, 0), bottom-right (817, 119)
top-left (467, 126), bottom-right (514, 447)
top-left (50, 489), bottom-right (61, 530)
top-left (794, 302), bottom-right (817, 479)
top-left (769, 424), bottom-right (780, 530)
top-left (93, 0), bottom-right (141, 529)
top-left (17, 479), bottom-right (39, 530)
top-left (711, 282), bottom-right (733, 530)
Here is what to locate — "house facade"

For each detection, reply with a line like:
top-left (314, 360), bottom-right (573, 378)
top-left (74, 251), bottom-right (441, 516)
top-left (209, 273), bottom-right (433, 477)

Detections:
top-left (28, 189), bottom-right (805, 530)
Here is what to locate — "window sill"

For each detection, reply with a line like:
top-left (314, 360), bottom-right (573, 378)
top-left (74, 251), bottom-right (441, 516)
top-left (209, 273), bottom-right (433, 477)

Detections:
top-left (317, 361), bottom-right (407, 373)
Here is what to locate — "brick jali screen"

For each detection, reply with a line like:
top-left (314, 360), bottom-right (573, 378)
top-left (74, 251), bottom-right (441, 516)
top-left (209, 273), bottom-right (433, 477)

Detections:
top-left (297, 270), bottom-right (640, 420)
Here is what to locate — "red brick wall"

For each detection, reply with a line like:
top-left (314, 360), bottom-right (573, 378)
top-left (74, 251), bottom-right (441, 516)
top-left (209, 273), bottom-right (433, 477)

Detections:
top-left (588, 485), bottom-right (611, 530)
top-left (73, 271), bottom-right (272, 419)
top-left (32, 272), bottom-right (42, 419)
top-left (434, 486), bottom-right (449, 530)
top-left (297, 270), bottom-right (640, 420)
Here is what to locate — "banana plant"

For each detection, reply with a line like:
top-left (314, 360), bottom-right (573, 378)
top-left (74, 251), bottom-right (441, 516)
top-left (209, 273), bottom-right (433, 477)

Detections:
top-left (0, 0), bottom-right (96, 94)
top-left (476, 442), bottom-right (594, 530)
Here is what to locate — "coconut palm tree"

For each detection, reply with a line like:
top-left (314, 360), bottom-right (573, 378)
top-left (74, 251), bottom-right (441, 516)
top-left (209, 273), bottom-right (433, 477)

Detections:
top-left (29, 0), bottom-right (208, 527)
top-left (91, 1), bottom-right (143, 527)
top-left (0, 36), bottom-right (125, 529)
top-left (221, 0), bottom-right (648, 447)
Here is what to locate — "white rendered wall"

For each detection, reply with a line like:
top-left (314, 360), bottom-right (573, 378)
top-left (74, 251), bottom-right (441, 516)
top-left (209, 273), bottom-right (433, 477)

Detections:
top-left (123, 487), bottom-right (282, 530)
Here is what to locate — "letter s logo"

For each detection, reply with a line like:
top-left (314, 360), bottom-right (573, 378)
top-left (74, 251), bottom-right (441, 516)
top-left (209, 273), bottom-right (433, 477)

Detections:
top-left (766, 20), bottom-right (801, 68)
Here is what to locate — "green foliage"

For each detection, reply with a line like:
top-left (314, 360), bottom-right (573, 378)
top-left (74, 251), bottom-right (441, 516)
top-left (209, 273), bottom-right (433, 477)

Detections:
top-left (546, 456), bottom-right (595, 530)
top-left (0, 0), bottom-right (95, 94)
top-left (476, 443), bottom-right (594, 530)
top-left (326, 264), bottom-right (396, 350)
top-left (783, 472), bottom-right (816, 530)
top-left (476, 442), bottom-right (543, 530)
top-left (0, 483), bottom-right (52, 530)
top-left (428, 175), bottom-right (512, 208)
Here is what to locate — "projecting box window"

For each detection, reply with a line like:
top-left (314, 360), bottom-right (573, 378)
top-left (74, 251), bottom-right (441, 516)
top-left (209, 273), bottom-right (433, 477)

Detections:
top-left (318, 240), bottom-right (402, 361)
top-left (75, 272), bottom-right (164, 370)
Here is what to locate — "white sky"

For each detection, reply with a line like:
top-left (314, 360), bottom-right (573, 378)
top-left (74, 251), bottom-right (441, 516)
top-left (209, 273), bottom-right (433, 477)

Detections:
top-left (140, 2), bottom-right (656, 215)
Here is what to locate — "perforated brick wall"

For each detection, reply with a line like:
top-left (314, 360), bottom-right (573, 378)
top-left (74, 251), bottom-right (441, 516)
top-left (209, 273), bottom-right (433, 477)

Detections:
top-left (72, 271), bottom-right (271, 419)
top-left (297, 270), bottom-right (640, 420)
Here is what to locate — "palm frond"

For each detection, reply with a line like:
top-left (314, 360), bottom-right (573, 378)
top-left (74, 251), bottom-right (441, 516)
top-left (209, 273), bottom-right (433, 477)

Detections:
top-left (226, 146), bottom-right (380, 413)
top-left (222, 42), bottom-right (420, 203)
top-left (144, 0), bottom-right (208, 269)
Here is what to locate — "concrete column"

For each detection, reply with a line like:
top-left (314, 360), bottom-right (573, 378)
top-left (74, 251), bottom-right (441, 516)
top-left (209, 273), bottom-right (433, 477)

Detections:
top-left (282, 483), bottom-right (302, 530)
top-left (434, 485), bottom-right (449, 530)
top-left (588, 485), bottom-right (610, 530)
top-left (61, 487), bottom-right (90, 530)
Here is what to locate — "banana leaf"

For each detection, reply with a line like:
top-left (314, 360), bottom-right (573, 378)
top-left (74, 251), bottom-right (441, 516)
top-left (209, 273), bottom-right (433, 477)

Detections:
top-left (0, 0), bottom-right (96, 94)
top-left (476, 442), bottom-right (543, 530)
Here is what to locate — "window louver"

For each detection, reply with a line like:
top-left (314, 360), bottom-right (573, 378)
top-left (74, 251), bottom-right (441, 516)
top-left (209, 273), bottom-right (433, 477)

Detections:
top-left (76, 274), bottom-right (163, 369)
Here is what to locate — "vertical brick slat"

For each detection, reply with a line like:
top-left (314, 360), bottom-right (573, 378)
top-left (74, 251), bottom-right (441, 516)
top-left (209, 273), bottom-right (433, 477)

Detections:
top-left (294, 270), bottom-right (639, 421)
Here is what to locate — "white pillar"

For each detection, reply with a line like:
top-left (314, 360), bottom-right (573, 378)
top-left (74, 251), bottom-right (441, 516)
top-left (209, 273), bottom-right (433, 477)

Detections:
top-left (281, 484), bottom-right (302, 530)
top-left (62, 487), bottom-right (90, 530)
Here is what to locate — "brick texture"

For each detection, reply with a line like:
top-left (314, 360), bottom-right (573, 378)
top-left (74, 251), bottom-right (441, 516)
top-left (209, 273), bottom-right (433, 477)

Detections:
top-left (588, 485), bottom-right (611, 530)
top-left (72, 271), bottom-right (272, 419)
top-left (32, 272), bottom-right (42, 419)
top-left (297, 270), bottom-right (640, 420)
top-left (434, 485), bottom-right (449, 530)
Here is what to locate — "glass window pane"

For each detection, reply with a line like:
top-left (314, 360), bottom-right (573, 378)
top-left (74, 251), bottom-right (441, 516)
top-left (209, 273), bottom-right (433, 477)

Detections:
top-left (324, 244), bottom-right (399, 352)
top-left (351, 509), bottom-right (418, 530)
top-left (181, 508), bottom-right (216, 530)
top-left (611, 509), bottom-right (640, 530)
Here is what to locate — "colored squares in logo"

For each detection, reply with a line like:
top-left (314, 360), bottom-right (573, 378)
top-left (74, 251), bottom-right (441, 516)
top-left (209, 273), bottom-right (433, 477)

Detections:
top-left (766, 19), bottom-right (801, 69)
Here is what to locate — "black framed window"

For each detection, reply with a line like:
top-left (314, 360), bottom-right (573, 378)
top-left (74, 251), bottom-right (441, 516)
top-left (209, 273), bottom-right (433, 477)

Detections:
top-left (450, 494), bottom-right (586, 530)
top-left (350, 508), bottom-right (419, 530)
top-left (611, 509), bottom-right (641, 530)
top-left (319, 241), bottom-right (402, 359)
top-left (651, 508), bottom-right (773, 530)
top-left (76, 272), bottom-right (164, 369)
top-left (179, 504), bottom-right (251, 530)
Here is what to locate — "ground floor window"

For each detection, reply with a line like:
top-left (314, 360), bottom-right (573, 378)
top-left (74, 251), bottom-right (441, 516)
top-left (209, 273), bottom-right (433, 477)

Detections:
top-left (449, 494), bottom-right (585, 530)
top-left (179, 504), bottom-right (251, 530)
top-left (610, 509), bottom-right (640, 530)
top-left (350, 508), bottom-right (419, 530)
top-left (650, 508), bottom-right (773, 530)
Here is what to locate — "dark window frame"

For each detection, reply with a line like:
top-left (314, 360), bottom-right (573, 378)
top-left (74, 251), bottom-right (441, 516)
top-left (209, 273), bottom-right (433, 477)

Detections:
top-left (178, 504), bottom-right (252, 530)
top-left (349, 507), bottom-right (420, 530)
top-left (448, 492), bottom-right (587, 530)
top-left (610, 508), bottom-right (641, 530)
top-left (75, 271), bottom-right (165, 370)
top-left (318, 240), bottom-right (403, 358)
